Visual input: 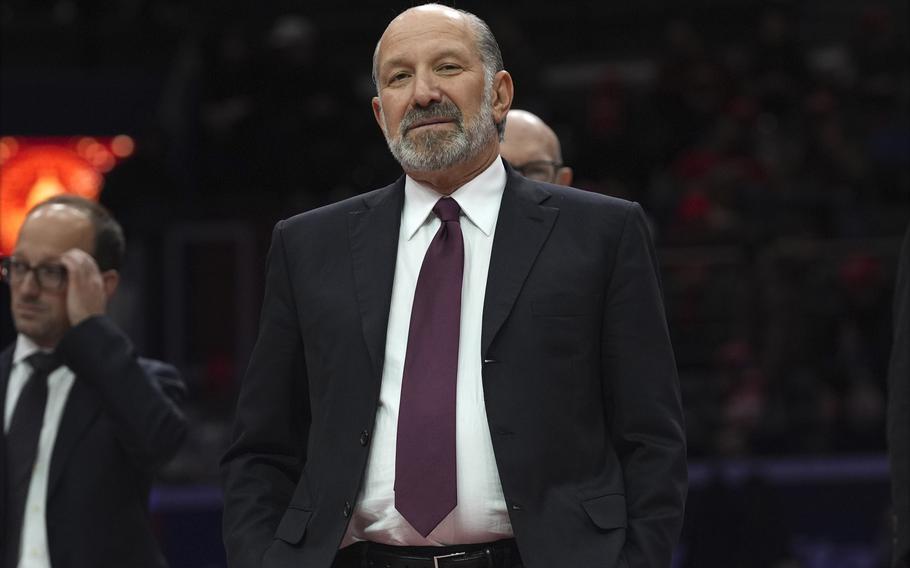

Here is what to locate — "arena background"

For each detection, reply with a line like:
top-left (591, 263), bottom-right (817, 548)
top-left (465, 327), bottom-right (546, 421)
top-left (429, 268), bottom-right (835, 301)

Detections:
top-left (1, 1), bottom-right (908, 566)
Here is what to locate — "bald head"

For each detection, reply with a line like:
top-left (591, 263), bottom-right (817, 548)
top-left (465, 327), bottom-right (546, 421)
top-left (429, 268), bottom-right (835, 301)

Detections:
top-left (389, 4), bottom-right (465, 26)
top-left (372, 4), bottom-right (504, 96)
top-left (500, 110), bottom-right (573, 185)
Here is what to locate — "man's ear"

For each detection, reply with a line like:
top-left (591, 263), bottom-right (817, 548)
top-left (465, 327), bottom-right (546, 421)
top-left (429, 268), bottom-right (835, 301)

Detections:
top-left (372, 96), bottom-right (387, 135)
top-left (556, 166), bottom-right (574, 187)
top-left (101, 270), bottom-right (120, 299)
top-left (491, 70), bottom-right (514, 129)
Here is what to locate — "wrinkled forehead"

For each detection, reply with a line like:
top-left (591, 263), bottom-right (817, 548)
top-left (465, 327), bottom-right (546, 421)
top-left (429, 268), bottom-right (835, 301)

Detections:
top-left (375, 7), bottom-right (477, 69)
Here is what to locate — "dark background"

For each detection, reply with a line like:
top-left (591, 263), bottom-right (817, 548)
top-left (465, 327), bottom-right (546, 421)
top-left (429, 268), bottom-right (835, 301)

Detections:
top-left (1, 1), bottom-right (908, 566)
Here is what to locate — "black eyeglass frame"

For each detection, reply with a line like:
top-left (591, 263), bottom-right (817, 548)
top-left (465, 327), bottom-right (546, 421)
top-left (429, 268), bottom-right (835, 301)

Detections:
top-left (0, 257), bottom-right (69, 291)
top-left (511, 160), bottom-right (563, 182)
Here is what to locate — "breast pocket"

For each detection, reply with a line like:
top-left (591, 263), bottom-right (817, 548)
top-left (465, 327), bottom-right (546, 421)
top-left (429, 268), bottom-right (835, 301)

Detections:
top-left (528, 294), bottom-right (600, 361)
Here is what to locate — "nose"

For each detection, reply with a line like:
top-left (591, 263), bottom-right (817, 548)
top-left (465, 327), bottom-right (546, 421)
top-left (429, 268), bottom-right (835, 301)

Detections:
top-left (17, 269), bottom-right (41, 296)
top-left (412, 71), bottom-right (442, 108)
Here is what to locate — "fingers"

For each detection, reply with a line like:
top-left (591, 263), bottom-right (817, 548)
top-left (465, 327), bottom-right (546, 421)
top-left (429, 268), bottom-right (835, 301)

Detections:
top-left (59, 248), bottom-right (101, 279)
top-left (59, 248), bottom-right (107, 326)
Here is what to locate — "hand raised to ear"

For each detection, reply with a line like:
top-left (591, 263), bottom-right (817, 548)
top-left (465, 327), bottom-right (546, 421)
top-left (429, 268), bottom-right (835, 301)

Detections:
top-left (58, 249), bottom-right (107, 326)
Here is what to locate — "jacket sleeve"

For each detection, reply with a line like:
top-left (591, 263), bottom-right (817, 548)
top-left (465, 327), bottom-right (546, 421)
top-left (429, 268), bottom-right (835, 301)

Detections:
top-left (56, 315), bottom-right (188, 470)
top-left (220, 220), bottom-right (311, 568)
top-left (888, 224), bottom-right (910, 568)
top-left (601, 203), bottom-right (687, 568)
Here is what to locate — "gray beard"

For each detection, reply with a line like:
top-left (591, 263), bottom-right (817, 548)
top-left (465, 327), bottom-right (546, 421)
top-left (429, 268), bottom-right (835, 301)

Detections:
top-left (382, 89), bottom-right (496, 172)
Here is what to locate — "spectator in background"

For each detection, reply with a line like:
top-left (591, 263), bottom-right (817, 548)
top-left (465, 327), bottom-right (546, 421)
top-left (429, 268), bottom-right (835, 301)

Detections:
top-left (888, 224), bottom-right (910, 567)
top-left (0, 196), bottom-right (187, 568)
top-left (499, 109), bottom-right (573, 186)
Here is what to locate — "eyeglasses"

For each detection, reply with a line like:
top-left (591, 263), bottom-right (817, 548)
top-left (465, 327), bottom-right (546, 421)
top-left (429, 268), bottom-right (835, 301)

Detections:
top-left (0, 257), bottom-right (68, 291)
top-left (512, 160), bottom-right (562, 183)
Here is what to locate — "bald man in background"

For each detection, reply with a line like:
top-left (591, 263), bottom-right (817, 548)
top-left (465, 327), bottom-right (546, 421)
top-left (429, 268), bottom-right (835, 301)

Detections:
top-left (499, 109), bottom-right (573, 186)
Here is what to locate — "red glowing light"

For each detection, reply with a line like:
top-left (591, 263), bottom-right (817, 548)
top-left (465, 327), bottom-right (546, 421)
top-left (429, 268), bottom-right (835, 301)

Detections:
top-left (0, 136), bottom-right (135, 255)
top-left (0, 137), bottom-right (19, 165)
top-left (111, 135), bottom-right (135, 158)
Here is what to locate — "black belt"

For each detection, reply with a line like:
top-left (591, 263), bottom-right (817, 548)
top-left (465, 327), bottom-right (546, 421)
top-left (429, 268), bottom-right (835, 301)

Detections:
top-left (338, 539), bottom-right (520, 568)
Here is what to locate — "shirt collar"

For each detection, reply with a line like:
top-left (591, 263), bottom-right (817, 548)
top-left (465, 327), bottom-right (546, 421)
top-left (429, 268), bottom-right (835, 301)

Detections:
top-left (12, 334), bottom-right (51, 366)
top-left (402, 156), bottom-right (506, 240)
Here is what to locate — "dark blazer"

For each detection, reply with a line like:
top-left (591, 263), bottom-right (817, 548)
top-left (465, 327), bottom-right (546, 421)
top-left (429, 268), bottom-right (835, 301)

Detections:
top-left (0, 316), bottom-right (188, 568)
top-left (889, 225), bottom-right (910, 568)
top-left (222, 166), bottom-right (687, 568)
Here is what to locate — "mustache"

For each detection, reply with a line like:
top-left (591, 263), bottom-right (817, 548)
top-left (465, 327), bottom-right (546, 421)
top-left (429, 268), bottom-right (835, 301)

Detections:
top-left (399, 102), bottom-right (463, 135)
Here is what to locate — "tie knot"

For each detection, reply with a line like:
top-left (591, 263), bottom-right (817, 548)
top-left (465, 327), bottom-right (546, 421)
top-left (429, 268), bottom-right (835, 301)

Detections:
top-left (433, 198), bottom-right (461, 223)
top-left (26, 351), bottom-right (61, 375)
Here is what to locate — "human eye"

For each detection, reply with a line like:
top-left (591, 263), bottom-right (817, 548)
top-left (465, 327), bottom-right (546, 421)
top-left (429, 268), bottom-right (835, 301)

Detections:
top-left (37, 263), bottom-right (67, 283)
top-left (387, 70), bottom-right (411, 85)
top-left (436, 62), bottom-right (462, 74)
top-left (525, 165), bottom-right (549, 178)
top-left (10, 259), bottom-right (30, 276)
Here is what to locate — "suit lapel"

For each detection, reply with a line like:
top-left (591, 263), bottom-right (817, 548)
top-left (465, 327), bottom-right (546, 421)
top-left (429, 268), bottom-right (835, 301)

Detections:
top-left (46, 379), bottom-right (101, 499)
top-left (347, 169), bottom-right (558, 367)
top-left (482, 172), bottom-right (558, 356)
top-left (0, 345), bottom-right (13, 524)
top-left (0, 344), bottom-right (12, 435)
top-left (0, 344), bottom-right (103, 502)
top-left (349, 179), bottom-right (405, 379)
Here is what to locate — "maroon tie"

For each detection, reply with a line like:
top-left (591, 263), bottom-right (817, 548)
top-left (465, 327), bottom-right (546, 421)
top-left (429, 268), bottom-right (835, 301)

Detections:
top-left (395, 197), bottom-right (463, 537)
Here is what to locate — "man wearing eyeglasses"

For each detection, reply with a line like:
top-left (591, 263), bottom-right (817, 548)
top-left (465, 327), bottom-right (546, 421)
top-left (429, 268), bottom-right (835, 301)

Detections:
top-left (0, 195), bottom-right (187, 568)
top-left (499, 109), bottom-right (573, 187)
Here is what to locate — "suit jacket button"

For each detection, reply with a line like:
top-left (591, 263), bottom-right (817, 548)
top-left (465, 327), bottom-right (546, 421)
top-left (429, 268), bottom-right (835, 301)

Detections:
top-left (343, 501), bottom-right (352, 517)
top-left (360, 430), bottom-right (370, 446)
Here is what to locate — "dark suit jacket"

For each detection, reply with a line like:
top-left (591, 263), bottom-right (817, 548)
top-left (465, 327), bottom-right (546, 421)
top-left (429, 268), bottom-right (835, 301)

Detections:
top-left (0, 316), bottom-right (188, 568)
top-left (889, 224), bottom-right (910, 568)
top-left (222, 166), bottom-right (687, 568)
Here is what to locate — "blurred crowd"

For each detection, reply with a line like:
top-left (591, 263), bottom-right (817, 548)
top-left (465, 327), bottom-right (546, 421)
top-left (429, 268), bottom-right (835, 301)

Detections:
top-left (615, 5), bottom-right (908, 459)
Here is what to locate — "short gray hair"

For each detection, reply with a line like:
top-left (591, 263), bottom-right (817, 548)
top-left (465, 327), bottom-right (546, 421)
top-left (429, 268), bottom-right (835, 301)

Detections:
top-left (371, 5), bottom-right (506, 139)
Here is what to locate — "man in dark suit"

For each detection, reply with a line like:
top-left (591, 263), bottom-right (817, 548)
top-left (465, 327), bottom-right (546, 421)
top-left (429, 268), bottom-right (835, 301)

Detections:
top-left (0, 195), bottom-right (188, 568)
top-left (222, 4), bottom-right (686, 568)
top-left (889, 224), bottom-right (910, 568)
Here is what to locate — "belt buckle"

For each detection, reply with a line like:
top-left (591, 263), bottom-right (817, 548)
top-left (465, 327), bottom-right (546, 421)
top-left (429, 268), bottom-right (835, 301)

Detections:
top-left (433, 551), bottom-right (466, 568)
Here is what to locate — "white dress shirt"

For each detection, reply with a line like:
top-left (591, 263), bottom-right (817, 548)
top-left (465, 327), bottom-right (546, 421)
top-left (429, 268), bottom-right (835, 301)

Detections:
top-left (342, 157), bottom-right (514, 546)
top-left (4, 334), bottom-right (75, 568)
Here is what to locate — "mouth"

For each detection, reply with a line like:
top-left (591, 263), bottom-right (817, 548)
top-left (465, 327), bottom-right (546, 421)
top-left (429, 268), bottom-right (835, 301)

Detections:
top-left (407, 118), bottom-right (454, 132)
top-left (13, 303), bottom-right (44, 316)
